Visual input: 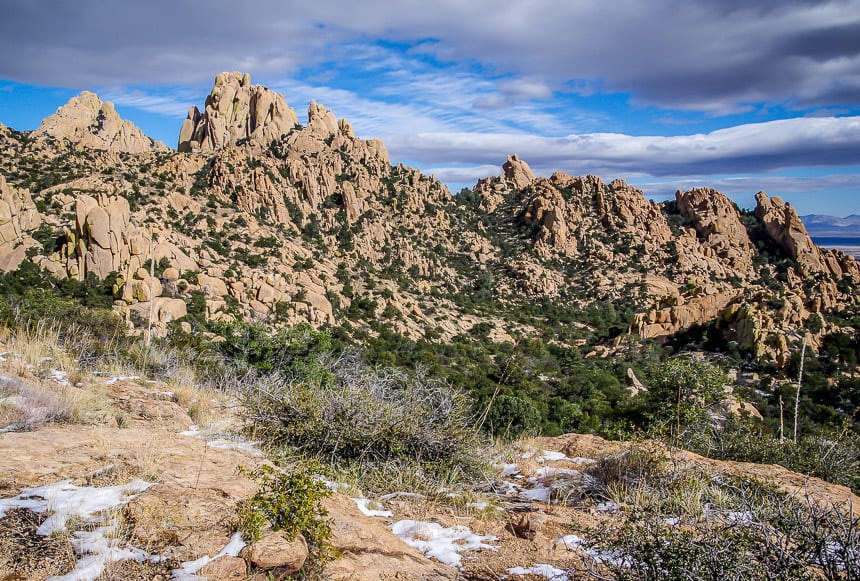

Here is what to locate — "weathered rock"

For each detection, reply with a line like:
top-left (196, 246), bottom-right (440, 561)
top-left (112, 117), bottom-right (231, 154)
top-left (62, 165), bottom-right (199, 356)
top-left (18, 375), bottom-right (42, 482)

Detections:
top-left (198, 274), bottom-right (230, 298)
top-left (0, 175), bottom-right (42, 272)
top-left (243, 531), bottom-right (308, 572)
top-left (503, 154), bottom-right (536, 189)
top-left (200, 556), bottom-right (247, 580)
top-left (178, 72), bottom-right (299, 151)
top-left (676, 188), bottom-right (755, 276)
top-left (755, 191), bottom-right (827, 275)
top-left (32, 91), bottom-right (167, 153)
top-left (633, 291), bottom-right (739, 340)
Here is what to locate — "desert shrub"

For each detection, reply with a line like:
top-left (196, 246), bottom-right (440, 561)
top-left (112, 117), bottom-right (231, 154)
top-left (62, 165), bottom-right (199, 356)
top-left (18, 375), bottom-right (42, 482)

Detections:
top-left (239, 354), bottom-right (483, 487)
top-left (583, 444), bottom-right (666, 499)
top-left (578, 472), bottom-right (859, 581)
top-left (639, 355), bottom-right (728, 439)
top-left (692, 417), bottom-right (860, 492)
top-left (482, 394), bottom-right (541, 440)
top-left (237, 463), bottom-right (335, 573)
top-left (0, 375), bottom-right (70, 431)
top-left (212, 321), bottom-right (331, 375)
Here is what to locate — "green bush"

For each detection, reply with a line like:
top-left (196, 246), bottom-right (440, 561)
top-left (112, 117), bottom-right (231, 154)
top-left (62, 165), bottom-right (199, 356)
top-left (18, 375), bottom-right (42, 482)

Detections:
top-left (237, 464), bottom-right (335, 571)
top-left (482, 394), bottom-right (541, 440)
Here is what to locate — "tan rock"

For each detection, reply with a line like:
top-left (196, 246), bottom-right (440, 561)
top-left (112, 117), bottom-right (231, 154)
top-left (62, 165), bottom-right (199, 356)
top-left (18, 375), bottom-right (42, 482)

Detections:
top-left (0, 175), bottom-right (42, 272)
top-left (243, 531), bottom-right (308, 572)
top-left (200, 556), bottom-right (247, 580)
top-left (32, 91), bottom-right (167, 153)
top-left (198, 274), bottom-right (230, 297)
top-left (503, 154), bottom-right (536, 189)
top-left (178, 72), bottom-right (299, 151)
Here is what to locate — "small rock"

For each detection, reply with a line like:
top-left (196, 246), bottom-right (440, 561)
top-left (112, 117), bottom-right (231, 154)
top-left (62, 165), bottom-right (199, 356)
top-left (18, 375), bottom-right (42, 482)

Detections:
top-left (505, 513), bottom-right (546, 540)
top-left (243, 531), bottom-right (308, 573)
top-left (200, 556), bottom-right (247, 580)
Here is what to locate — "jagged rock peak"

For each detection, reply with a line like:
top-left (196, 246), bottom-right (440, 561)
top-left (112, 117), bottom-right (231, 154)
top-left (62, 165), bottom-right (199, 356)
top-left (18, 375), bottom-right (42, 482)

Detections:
top-left (32, 91), bottom-right (167, 154)
top-left (503, 154), bottom-right (536, 189)
top-left (178, 71), bottom-right (299, 152)
top-left (676, 187), bottom-right (755, 275)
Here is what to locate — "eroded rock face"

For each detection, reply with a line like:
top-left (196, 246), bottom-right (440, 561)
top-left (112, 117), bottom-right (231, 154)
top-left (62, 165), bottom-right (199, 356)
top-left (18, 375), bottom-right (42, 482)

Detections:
top-left (503, 154), bottom-right (536, 189)
top-left (676, 188), bottom-right (755, 276)
top-left (0, 175), bottom-right (41, 272)
top-left (32, 92), bottom-right (167, 154)
top-left (178, 72), bottom-right (299, 152)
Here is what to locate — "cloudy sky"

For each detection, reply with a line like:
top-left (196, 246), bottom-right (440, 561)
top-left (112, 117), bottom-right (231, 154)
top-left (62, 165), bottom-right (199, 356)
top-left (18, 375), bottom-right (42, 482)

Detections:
top-left (0, 0), bottom-right (859, 215)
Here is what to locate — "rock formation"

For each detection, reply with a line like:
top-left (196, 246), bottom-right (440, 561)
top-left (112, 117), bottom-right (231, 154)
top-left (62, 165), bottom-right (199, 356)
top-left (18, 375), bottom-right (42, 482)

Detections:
top-left (32, 92), bottom-right (167, 153)
top-left (0, 175), bottom-right (41, 272)
top-left (503, 154), bottom-right (536, 189)
top-left (676, 188), bottom-right (755, 276)
top-left (178, 72), bottom-right (299, 152)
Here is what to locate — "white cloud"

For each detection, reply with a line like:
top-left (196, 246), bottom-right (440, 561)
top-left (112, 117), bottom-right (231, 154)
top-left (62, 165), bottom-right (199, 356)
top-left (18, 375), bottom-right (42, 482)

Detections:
top-left (1, 0), bottom-right (858, 112)
top-left (388, 116), bottom-right (860, 178)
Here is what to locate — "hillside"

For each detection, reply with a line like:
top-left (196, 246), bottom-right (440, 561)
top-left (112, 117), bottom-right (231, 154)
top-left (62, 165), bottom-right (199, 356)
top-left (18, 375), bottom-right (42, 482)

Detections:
top-left (1, 71), bottom-right (859, 580)
top-left (1, 73), bottom-right (857, 359)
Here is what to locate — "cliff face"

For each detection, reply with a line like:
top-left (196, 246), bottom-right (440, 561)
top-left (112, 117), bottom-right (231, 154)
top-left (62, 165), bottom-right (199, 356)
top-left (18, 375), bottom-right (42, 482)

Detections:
top-left (0, 73), bottom-right (857, 364)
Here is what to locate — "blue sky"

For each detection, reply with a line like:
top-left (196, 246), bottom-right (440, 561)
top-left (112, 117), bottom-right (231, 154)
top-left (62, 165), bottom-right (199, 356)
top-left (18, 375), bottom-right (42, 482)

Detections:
top-left (0, 0), bottom-right (859, 215)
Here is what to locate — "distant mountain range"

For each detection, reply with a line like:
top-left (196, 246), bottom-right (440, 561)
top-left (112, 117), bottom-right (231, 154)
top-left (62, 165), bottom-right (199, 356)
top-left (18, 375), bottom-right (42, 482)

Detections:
top-left (801, 214), bottom-right (860, 237)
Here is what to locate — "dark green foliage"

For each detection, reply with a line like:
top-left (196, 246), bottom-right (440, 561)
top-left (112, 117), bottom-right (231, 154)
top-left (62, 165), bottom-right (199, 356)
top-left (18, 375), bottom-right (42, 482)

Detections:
top-left (482, 394), bottom-right (541, 439)
top-left (212, 321), bottom-right (332, 375)
top-left (237, 463), bottom-right (335, 572)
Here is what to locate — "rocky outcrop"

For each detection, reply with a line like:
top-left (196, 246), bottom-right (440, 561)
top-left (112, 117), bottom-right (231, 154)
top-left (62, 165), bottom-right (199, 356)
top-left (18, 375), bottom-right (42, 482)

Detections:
top-left (503, 154), bottom-right (536, 189)
top-left (32, 92), bottom-right (167, 153)
top-left (676, 188), bottom-right (755, 276)
top-left (633, 291), bottom-right (739, 340)
top-left (178, 72), bottom-right (299, 152)
top-left (0, 175), bottom-right (41, 272)
top-left (755, 191), bottom-right (828, 274)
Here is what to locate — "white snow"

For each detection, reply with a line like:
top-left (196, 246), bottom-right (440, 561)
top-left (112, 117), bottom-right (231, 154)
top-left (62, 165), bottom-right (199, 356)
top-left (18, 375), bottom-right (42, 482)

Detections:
top-left (508, 563), bottom-right (570, 580)
top-left (390, 520), bottom-right (497, 568)
top-left (726, 511), bottom-right (755, 525)
top-left (49, 369), bottom-right (71, 386)
top-left (0, 479), bottom-right (152, 534)
top-left (596, 501), bottom-right (618, 513)
top-left (500, 463), bottom-right (521, 476)
top-left (467, 501), bottom-right (489, 511)
top-left (538, 450), bottom-right (568, 462)
top-left (535, 466), bottom-right (581, 479)
top-left (556, 534), bottom-right (628, 567)
top-left (104, 375), bottom-right (140, 385)
top-left (205, 438), bottom-right (262, 456)
top-left (171, 532), bottom-right (246, 580)
top-left (521, 482), bottom-right (551, 502)
top-left (353, 497), bottom-right (393, 518)
top-left (0, 480), bottom-right (157, 581)
top-left (179, 425), bottom-right (260, 456)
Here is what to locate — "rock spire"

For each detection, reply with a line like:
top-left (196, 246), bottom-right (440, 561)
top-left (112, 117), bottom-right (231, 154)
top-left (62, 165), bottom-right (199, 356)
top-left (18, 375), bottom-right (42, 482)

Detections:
top-left (178, 72), bottom-right (299, 152)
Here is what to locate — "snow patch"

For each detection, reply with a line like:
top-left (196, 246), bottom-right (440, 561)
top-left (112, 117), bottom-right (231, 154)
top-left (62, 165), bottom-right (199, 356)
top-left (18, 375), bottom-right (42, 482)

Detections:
top-left (353, 497), bottom-right (393, 518)
top-left (508, 563), bottom-right (570, 580)
top-left (391, 520), bottom-right (497, 568)
top-left (538, 450), bottom-right (568, 462)
top-left (0, 480), bottom-right (156, 580)
top-left (104, 375), bottom-right (140, 385)
top-left (49, 369), bottom-right (71, 386)
top-left (171, 532), bottom-right (246, 580)
top-left (556, 534), bottom-right (627, 567)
